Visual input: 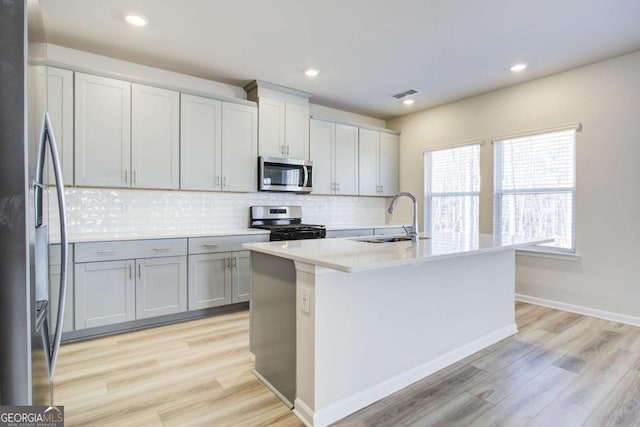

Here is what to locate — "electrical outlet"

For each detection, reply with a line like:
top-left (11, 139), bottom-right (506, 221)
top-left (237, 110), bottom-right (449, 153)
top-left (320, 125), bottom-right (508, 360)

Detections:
top-left (301, 288), bottom-right (311, 314)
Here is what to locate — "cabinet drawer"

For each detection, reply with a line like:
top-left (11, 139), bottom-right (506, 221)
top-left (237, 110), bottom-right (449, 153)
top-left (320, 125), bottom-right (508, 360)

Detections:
top-left (326, 229), bottom-right (374, 238)
top-left (49, 243), bottom-right (73, 266)
top-left (75, 238), bottom-right (187, 263)
top-left (374, 227), bottom-right (408, 236)
top-left (189, 234), bottom-right (269, 254)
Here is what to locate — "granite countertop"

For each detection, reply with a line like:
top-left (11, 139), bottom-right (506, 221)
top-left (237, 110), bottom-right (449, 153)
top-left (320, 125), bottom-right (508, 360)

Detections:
top-left (242, 232), bottom-right (553, 273)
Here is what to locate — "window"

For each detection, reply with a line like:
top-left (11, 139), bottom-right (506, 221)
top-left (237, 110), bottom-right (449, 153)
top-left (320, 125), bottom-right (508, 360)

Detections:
top-left (424, 144), bottom-right (480, 235)
top-left (493, 128), bottom-right (577, 252)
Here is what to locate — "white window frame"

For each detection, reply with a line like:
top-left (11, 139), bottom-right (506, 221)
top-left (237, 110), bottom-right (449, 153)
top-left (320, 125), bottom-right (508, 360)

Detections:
top-left (424, 141), bottom-right (482, 236)
top-left (493, 124), bottom-right (580, 255)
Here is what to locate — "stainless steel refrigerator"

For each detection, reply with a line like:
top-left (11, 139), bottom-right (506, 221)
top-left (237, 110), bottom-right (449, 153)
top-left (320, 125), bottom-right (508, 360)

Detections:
top-left (0, 0), bottom-right (69, 406)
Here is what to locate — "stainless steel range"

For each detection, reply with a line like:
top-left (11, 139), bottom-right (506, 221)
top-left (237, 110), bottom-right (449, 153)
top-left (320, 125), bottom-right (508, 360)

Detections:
top-left (250, 206), bottom-right (326, 241)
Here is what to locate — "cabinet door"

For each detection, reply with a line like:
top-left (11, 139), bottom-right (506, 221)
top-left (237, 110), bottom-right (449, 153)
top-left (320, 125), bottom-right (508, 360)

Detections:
top-left (258, 98), bottom-right (286, 157)
top-left (188, 253), bottom-right (232, 310)
top-left (358, 128), bottom-right (380, 196)
top-left (222, 102), bottom-right (258, 192)
top-left (379, 133), bottom-right (399, 196)
top-left (309, 119), bottom-right (334, 195)
top-left (232, 251), bottom-right (251, 303)
top-left (75, 260), bottom-right (135, 329)
top-left (334, 124), bottom-right (359, 195)
top-left (50, 263), bottom-right (74, 333)
top-left (285, 103), bottom-right (309, 160)
top-left (136, 256), bottom-right (187, 319)
top-left (181, 94), bottom-right (223, 191)
top-left (131, 84), bottom-right (180, 189)
top-left (46, 67), bottom-right (74, 185)
top-left (75, 73), bottom-right (131, 187)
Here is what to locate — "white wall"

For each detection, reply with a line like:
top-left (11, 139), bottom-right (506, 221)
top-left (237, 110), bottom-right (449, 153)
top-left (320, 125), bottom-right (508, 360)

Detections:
top-left (387, 50), bottom-right (640, 322)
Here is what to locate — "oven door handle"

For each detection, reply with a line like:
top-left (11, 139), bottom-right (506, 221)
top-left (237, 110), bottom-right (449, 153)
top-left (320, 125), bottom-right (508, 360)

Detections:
top-left (302, 165), bottom-right (309, 188)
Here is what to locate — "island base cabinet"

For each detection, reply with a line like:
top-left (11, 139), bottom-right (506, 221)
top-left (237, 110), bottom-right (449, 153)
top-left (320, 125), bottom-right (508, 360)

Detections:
top-left (136, 256), bottom-right (187, 319)
top-left (75, 260), bottom-right (135, 329)
top-left (188, 253), bottom-right (232, 310)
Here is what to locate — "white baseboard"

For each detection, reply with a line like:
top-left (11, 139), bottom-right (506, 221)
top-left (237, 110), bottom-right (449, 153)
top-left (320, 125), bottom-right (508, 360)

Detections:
top-left (516, 294), bottom-right (640, 327)
top-left (298, 323), bottom-right (517, 427)
top-left (293, 398), bottom-right (314, 427)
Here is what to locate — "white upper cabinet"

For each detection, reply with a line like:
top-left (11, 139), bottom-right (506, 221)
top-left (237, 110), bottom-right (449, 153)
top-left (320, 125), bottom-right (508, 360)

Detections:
top-left (285, 102), bottom-right (310, 160)
top-left (358, 129), bottom-right (399, 196)
top-left (257, 97), bottom-right (286, 158)
top-left (358, 128), bottom-right (380, 196)
top-left (309, 119), bottom-right (359, 195)
top-left (379, 132), bottom-right (399, 196)
top-left (131, 84), bottom-right (180, 189)
top-left (334, 124), bottom-right (359, 195)
top-left (75, 73), bottom-right (131, 187)
top-left (309, 118), bottom-right (334, 195)
top-left (180, 94), bottom-right (223, 191)
top-left (46, 67), bottom-right (74, 185)
top-left (222, 102), bottom-right (258, 192)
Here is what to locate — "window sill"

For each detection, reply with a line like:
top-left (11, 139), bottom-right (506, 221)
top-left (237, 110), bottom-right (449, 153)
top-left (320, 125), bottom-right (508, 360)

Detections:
top-left (516, 247), bottom-right (580, 261)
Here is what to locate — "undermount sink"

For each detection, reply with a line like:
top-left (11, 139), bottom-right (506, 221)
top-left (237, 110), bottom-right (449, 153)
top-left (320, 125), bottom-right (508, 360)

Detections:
top-left (351, 235), bottom-right (430, 243)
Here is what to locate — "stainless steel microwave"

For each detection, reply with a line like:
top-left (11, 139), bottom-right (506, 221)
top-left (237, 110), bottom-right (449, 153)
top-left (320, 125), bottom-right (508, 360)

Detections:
top-left (259, 157), bottom-right (313, 193)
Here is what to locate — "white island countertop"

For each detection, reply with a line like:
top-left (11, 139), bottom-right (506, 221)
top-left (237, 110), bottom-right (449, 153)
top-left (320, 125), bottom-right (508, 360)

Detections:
top-left (243, 232), bottom-right (552, 273)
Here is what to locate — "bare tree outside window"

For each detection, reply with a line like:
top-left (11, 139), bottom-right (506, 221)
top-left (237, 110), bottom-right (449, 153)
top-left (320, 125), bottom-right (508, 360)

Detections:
top-left (494, 129), bottom-right (576, 251)
top-left (424, 144), bottom-right (480, 235)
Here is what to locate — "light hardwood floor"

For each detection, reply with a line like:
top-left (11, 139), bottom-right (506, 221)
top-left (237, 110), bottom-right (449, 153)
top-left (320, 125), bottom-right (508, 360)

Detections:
top-left (56, 303), bottom-right (640, 426)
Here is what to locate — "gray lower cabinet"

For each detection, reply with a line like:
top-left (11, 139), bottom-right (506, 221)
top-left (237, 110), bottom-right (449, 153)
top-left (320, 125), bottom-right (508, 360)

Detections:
top-left (74, 238), bottom-right (188, 329)
top-left (188, 250), bottom-right (252, 310)
top-left (136, 256), bottom-right (187, 319)
top-left (188, 252), bottom-right (232, 310)
top-left (187, 234), bottom-right (268, 310)
top-left (75, 260), bottom-right (136, 329)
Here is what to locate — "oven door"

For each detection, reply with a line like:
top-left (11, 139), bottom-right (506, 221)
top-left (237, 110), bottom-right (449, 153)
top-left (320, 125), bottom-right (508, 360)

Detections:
top-left (259, 157), bottom-right (313, 193)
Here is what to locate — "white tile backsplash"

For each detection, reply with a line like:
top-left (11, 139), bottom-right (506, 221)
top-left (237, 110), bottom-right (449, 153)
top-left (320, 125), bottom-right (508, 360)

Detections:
top-left (49, 187), bottom-right (410, 237)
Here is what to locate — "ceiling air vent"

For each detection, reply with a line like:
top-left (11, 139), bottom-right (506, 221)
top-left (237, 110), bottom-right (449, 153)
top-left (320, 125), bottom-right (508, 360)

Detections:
top-left (392, 89), bottom-right (419, 99)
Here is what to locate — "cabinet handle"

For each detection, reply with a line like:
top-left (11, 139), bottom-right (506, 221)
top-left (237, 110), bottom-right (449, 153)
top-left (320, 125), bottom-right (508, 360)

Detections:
top-left (138, 264), bottom-right (141, 278)
top-left (203, 243), bottom-right (220, 248)
top-left (153, 247), bottom-right (171, 252)
top-left (96, 249), bottom-right (116, 254)
top-left (223, 176), bottom-right (227, 187)
top-left (286, 145), bottom-right (290, 156)
top-left (232, 257), bottom-right (237, 268)
top-left (133, 170), bottom-right (137, 185)
top-left (281, 145), bottom-right (285, 156)
top-left (124, 170), bottom-right (128, 184)
top-left (225, 257), bottom-right (230, 268)
top-left (129, 264), bottom-right (132, 279)
top-left (380, 185), bottom-right (383, 193)
top-left (216, 176), bottom-right (221, 187)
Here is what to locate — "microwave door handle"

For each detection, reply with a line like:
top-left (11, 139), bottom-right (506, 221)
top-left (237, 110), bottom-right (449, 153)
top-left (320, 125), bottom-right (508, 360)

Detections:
top-left (41, 113), bottom-right (69, 383)
top-left (302, 165), bottom-right (309, 188)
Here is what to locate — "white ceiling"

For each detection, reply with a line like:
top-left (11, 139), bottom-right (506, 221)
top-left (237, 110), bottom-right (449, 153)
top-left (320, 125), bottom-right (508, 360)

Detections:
top-left (38, 0), bottom-right (640, 120)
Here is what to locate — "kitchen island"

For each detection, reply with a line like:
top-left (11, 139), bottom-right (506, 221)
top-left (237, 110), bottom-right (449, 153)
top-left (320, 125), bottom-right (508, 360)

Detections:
top-left (244, 232), bottom-right (550, 427)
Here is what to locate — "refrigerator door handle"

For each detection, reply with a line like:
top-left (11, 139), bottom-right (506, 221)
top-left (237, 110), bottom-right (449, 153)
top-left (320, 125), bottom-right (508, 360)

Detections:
top-left (35, 112), bottom-right (68, 382)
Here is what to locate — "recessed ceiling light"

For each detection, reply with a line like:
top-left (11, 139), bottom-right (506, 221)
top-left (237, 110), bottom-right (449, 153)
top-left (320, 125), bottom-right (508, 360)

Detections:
top-left (510, 63), bottom-right (527, 72)
top-left (403, 99), bottom-right (415, 105)
top-left (304, 69), bottom-right (319, 77)
top-left (125, 15), bottom-right (148, 27)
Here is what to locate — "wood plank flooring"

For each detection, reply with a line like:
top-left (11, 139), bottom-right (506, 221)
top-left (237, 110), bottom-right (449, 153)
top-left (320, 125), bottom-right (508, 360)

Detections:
top-left (56, 303), bottom-right (640, 426)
